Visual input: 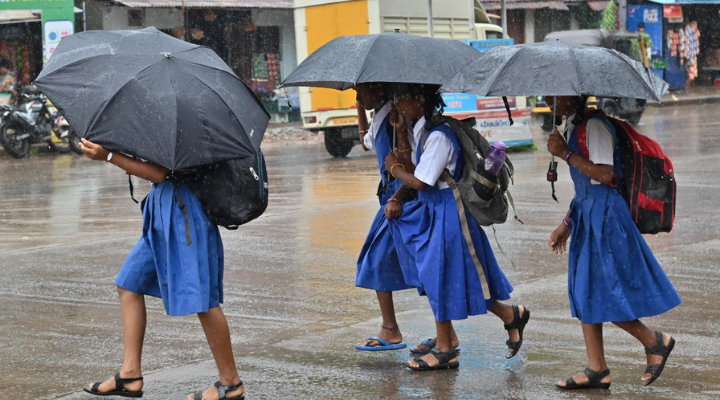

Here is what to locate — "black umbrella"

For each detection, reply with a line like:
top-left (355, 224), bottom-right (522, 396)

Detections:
top-left (35, 27), bottom-right (269, 171)
top-left (282, 31), bottom-right (480, 90)
top-left (440, 41), bottom-right (668, 101)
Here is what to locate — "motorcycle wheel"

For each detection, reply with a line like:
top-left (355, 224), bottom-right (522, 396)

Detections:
top-left (0, 121), bottom-right (30, 158)
top-left (68, 128), bottom-right (83, 155)
top-left (47, 127), bottom-right (73, 154)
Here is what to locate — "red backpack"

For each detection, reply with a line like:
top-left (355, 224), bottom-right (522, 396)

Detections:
top-left (577, 112), bottom-right (676, 234)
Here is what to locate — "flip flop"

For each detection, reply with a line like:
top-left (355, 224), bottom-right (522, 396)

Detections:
top-left (409, 338), bottom-right (460, 355)
top-left (355, 336), bottom-right (407, 351)
top-left (643, 330), bottom-right (675, 386)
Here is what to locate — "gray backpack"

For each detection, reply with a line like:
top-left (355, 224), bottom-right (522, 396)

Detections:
top-left (425, 115), bottom-right (519, 227)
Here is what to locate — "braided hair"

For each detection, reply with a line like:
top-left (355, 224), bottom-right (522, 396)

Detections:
top-left (421, 85), bottom-right (446, 130)
top-left (571, 95), bottom-right (589, 125)
top-left (391, 83), bottom-right (446, 128)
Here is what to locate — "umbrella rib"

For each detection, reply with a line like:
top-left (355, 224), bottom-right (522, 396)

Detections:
top-left (485, 48), bottom-right (524, 96)
top-left (355, 35), bottom-right (381, 87)
top-left (614, 50), bottom-right (665, 101)
top-left (178, 70), bottom-right (264, 161)
top-left (570, 47), bottom-right (583, 96)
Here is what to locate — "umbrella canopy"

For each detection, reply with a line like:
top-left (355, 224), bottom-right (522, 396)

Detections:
top-left (35, 27), bottom-right (269, 171)
top-left (282, 32), bottom-right (480, 90)
top-left (440, 41), bottom-right (669, 101)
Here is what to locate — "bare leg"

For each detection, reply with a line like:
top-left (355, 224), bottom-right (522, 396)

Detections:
top-left (612, 319), bottom-right (673, 382)
top-left (356, 291), bottom-right (402, 346)
top-left (189, 306), bottom-right (243, 400)
top-left (406, 320), bottom-right (458, 369)
top-left (88, 286), bottom-right (146, 393)
top-left (488, 301), bottom-right (526, 354)
top-left (556, 323), bottom-right (612, 387)
top-left (410, 324), bottom-right (459, 352)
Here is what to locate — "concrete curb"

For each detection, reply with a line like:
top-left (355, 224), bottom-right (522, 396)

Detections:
top-left (650, 95), bottom-right (720, 107)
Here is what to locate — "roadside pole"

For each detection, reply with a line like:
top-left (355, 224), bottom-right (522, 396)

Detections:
top-left (427, 0), bottom-right (434, 37)
top-left (501, 0), bottom-right (507, 36)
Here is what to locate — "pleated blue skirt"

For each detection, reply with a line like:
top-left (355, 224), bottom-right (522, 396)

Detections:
top-left (568, 183), bottom-right (681, 324)
top-left (115, 180), bottom-right (224, 316)
top-left (388, 188), bottom-right (513, 322)
top-left (356, 204), bottom-right (415, 292)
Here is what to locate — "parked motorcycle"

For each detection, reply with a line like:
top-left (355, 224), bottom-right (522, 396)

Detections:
top-left (55, 115), bottom-right (83, 154)
top-left (0, 86), bottom-right (73, 158)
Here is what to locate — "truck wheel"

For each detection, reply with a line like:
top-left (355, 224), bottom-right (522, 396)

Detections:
top-left (324, 129), bottom-right (354, 157)
top-left (541, 114), bottom-right (554, 132)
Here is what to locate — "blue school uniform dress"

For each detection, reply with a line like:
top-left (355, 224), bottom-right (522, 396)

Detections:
top-left (356, 102), bottom-right (413, 292)
top-left (388, 118), bottom-right (513, 322)
top-left (115, 179), bottom-right (224, 316)
top-left (565, 114), bottom-right (681, 324)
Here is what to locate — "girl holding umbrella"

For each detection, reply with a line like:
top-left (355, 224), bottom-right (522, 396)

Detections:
top-left (383, 83), bottom-right (529, 370)
top-left (78, 140), bottom-right (245, 400)
top-left (547, 95), bottom-right (681, 389)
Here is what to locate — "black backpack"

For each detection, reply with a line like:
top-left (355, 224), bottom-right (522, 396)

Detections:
top-left (176, 151), bottom-right (268, 230)
top-left (426, 115), bottom-right (518, 226)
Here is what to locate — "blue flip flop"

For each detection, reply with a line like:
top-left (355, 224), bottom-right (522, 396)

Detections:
top-left (355, 336), bottom-right (407, 351)
top-left (409, 339), bottom-right (460, 355)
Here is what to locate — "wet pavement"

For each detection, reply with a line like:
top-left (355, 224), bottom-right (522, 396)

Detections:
top-left (1, 103), bottom-right (720, 400)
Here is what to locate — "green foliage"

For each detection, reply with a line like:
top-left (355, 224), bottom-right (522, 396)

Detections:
top-left (601, 0), bottom-right (617, 30)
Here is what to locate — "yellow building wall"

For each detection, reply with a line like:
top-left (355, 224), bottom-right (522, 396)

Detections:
top-left (305, 0), bottom-right (369, 111)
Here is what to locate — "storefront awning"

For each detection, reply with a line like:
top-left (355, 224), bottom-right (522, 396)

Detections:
top-left (587, 1), bottom-right (609, 11)
top-left (647, 0), bottom-right (720, 4)
top-left (111, 0), bottom-right (293, 8)
top-left (0, 10), bottom-right (40, 25)
top-left (484, 2), bottom-right (570, 11)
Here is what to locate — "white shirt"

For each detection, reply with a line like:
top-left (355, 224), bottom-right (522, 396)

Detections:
top-left (362, 101), bottom-right (392, 151)
top-left (566, 113), bottom-right (615, 184)
top-left (411, 116), bottom-right (457, 189)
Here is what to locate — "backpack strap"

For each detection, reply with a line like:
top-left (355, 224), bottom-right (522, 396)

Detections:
top-left (575, 111), bottom-right (620, 188)
top-left (174, 191), bottom-right (193, 246)
top-left (440, 170), bottom-right (492, 301)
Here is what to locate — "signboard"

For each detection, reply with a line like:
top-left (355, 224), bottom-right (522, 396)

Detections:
top-left (467, 38), bottom-right (514, 52)
top-left (445, 109), bottom-right (533, 147)
top-left (43, 19), bottom-right (73, 61)
top-left (0, 0), bottom-right (75, 64)
top-left (663, 5), bottom-right (683, 19)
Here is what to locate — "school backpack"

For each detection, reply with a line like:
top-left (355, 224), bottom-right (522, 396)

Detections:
top-left (175, 151), bottom-right (269, 230)
top-left (426, 115), bottom-right (519, 227)
top-left (577, 112), bottom-right (675, 234)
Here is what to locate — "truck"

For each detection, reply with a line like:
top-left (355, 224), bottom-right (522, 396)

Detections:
top-left (293, 0), bottom-right (512, 157)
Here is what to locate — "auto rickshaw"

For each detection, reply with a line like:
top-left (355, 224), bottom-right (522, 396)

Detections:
top-left (532, 29), bottom-right (649, 131)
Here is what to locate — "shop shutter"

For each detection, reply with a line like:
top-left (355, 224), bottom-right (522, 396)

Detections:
top-left (382, 16), bottom-right (471, 40)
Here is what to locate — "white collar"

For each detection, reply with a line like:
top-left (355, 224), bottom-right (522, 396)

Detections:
top-left (413, 116), bottom-right (427, 142)
top-left (369, 101), bottom-right (392, 137)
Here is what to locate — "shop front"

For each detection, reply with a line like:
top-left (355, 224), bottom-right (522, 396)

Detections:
top-left (0, 0), bottom-right (75, 86)
top-left (631, 0), bottom-right (720, 89)
top-left (91, 1), bottom-right (295, 96)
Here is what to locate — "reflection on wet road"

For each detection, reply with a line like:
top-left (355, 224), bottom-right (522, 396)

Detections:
top-left (1, 104), bottom-right (719, 399)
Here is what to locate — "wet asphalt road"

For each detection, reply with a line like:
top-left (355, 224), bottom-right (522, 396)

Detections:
top-left (1, 103), bottom-right (719, 400)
